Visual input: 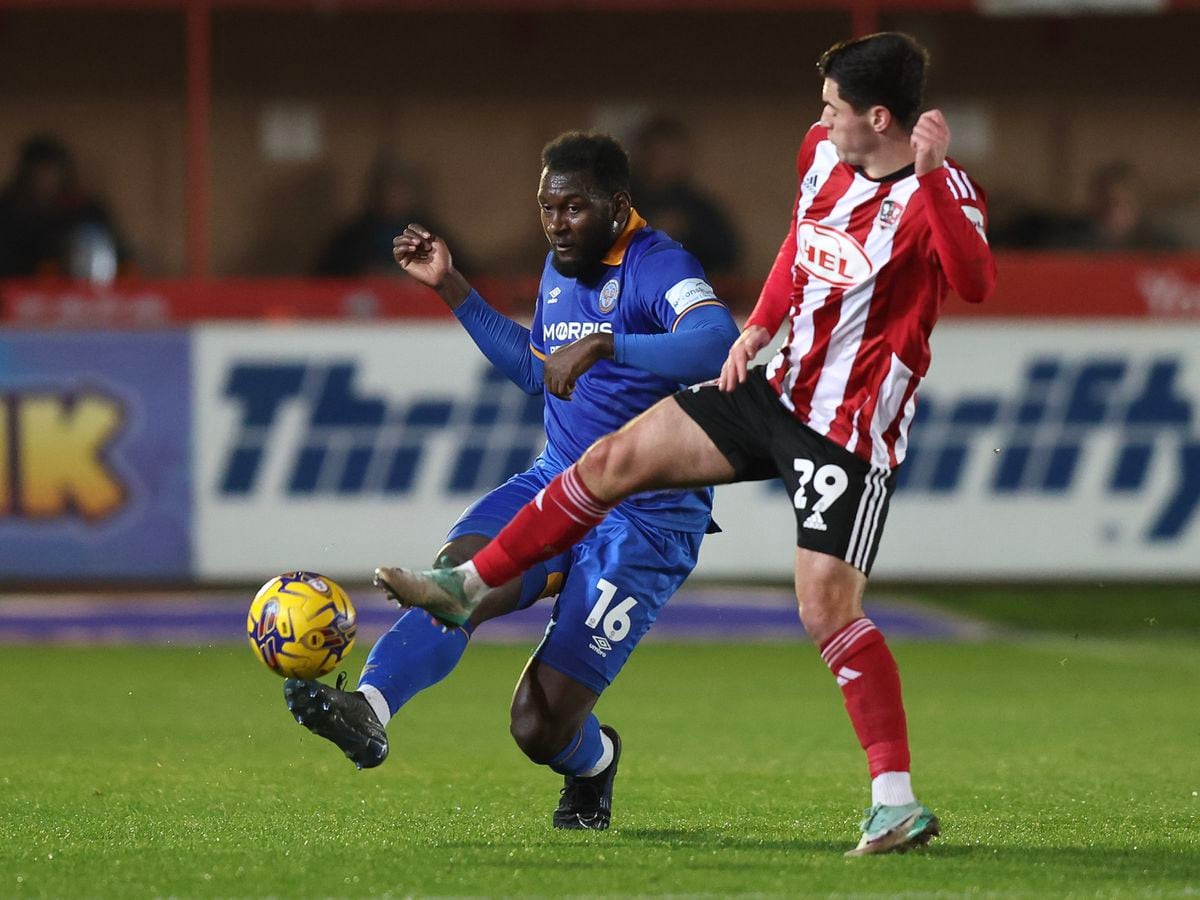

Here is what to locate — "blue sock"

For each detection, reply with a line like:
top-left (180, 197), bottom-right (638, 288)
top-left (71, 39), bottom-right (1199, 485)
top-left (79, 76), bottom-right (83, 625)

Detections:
top-left (517, 560), bottom-right (560, 608)
top-left (358, 609), bottom-right (469, 717)
top-left (547, 714), bottom-right (604, 776)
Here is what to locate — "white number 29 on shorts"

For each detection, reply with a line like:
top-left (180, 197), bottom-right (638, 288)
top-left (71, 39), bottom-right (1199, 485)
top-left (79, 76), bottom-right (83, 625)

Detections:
top-left (792, 458), bottom-right (849, 513)
top-left (585, 578), bottom-right (639, 642)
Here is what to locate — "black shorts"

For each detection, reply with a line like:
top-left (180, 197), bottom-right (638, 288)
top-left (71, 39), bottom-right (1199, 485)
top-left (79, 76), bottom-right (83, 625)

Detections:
top-left (673, 367), bottom-right (897, 576)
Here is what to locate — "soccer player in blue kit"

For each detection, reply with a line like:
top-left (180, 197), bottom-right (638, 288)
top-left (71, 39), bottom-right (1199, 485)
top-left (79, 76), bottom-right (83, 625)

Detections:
top-left (284, 131), bottom-right (740, 830)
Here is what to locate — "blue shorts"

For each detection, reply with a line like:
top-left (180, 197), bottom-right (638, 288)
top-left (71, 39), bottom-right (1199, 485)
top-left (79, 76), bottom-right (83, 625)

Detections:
top-left (446, 462), bottom-right (704, 695)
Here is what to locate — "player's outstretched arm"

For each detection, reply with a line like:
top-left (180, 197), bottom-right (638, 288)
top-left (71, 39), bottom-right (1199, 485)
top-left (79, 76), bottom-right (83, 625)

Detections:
top-left (395, 223), bottom-right (543, 394)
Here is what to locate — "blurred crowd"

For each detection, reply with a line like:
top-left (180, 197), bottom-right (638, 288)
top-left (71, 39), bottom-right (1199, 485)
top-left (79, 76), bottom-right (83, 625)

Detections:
top-left (1, 123), bottom-right (1195, 286)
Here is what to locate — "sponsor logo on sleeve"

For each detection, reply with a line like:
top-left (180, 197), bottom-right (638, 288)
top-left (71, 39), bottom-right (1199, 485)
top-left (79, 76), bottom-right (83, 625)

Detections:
top-left (962, 205), bottom-right (988, 243)
top-left (664, 277), bottom-right (718, 316)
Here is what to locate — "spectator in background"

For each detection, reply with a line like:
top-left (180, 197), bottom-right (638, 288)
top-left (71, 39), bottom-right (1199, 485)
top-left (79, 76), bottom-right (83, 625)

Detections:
top-left (995, 161), bottom-right (1180, 251)
top-left (1062, 161), bottom-right (1179, 251)
top-left (629, 116), bottom-right (741, 276)
top-left (0, 134), bottom-right (131, 281)
top-left (316, 153), bottom-right (473, 277)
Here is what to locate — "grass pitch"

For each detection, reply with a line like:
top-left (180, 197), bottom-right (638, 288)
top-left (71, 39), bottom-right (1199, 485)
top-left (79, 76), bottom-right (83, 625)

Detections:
top-left (2, 603), bottom-right (1197, 897)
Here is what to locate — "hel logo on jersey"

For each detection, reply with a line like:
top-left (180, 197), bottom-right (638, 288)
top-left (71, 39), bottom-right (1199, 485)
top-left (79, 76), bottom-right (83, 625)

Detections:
top-left (795, 222), bottom-right (873, 287)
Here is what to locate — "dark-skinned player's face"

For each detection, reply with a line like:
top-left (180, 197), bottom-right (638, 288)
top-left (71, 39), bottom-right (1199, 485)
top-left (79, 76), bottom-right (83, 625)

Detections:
top-left (538, 168), bottom-right (620, 279)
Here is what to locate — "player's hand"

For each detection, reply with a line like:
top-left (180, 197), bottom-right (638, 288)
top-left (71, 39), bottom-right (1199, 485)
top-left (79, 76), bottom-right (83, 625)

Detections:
top-left (393, 224), bottom-right (449, 284)
top-left (718, 325), bottom-right (770, 392)
top-left (544, 333), bottom-right (614, 401)
top-left (911, 110), bottom-right (950, 177)
top-left (392, 224), bottom-right (471, 308)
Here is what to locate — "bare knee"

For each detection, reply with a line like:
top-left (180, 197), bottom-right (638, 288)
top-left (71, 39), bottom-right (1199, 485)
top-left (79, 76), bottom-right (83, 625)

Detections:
top-left (509, 697), bottom-right (578, 765)
top-left (794, 551), bottom-right (866, 645)
top-left (577, 432), bottom-right (657, 499)
top-left (797, 594), bottom-right (856, 645)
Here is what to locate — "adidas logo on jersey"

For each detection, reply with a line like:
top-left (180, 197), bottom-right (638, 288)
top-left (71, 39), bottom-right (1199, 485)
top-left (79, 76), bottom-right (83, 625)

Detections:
top-left (802, 172), bottom-right (820, 194)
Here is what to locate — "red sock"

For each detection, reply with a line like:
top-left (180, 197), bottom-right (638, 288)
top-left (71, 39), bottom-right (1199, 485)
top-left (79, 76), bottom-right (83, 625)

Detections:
top-left (820, 617), bottom-right (911, 778)
top-left (473, 465), bottom-right (614, 587)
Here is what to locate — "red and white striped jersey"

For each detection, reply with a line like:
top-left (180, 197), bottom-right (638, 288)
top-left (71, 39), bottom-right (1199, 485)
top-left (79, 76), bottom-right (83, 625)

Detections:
top-left (747, 124), bottom-right (996, 470)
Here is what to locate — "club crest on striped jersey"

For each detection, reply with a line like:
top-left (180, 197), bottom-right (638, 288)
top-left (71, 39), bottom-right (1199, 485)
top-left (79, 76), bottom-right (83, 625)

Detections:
top-left (598, 278), bottom-right (620, 313)
top-left (877, 199), bottom-right (905, 229)
top-left (794, 221), bottom-right (873, 287)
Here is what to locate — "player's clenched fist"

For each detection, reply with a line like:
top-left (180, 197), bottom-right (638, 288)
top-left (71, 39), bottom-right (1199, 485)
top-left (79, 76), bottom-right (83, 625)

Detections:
top-left (393, 223), bottom-right (471, 309)
top-left (910, 110), bottom-right (950, 177)
top-left (393, 224), bottom-right (449, 283)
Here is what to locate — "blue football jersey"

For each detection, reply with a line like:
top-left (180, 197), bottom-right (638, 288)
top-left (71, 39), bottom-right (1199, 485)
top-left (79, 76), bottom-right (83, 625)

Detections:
top-left (530, 213), bottom-right (726, 532)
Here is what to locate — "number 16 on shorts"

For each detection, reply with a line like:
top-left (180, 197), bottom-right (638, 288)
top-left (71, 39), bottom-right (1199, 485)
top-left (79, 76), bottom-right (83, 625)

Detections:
top-left (586, 579), bottom-right (638, 642)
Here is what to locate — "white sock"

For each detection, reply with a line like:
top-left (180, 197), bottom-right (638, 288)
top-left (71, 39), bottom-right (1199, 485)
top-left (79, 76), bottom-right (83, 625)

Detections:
top-left (458, 560), bottom-right (486, 597)
top-left (358, 684), bottom-right (391, 728)
top-left (872, 771), bottom-right (916, 806)
top-left (578, 732), bottom-right (614, 778)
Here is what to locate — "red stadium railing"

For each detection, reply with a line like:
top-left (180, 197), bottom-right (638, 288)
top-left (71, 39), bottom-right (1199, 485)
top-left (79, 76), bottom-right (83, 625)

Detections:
top-left (3, 254), bottom-right (1199, 327)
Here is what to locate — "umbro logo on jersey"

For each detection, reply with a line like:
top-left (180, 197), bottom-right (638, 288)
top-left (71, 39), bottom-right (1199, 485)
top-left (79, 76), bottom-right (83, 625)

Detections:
top-left (836, 666), bottom-right (862, 687)
top-left (547, 287), bottom-right (562, 304)
top-left (590, 635), bottom-right (612, 657)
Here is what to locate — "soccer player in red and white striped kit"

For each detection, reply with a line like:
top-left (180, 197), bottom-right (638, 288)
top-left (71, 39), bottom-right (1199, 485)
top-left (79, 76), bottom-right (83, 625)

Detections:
top-left (376, 31), bottom-right (996, 855)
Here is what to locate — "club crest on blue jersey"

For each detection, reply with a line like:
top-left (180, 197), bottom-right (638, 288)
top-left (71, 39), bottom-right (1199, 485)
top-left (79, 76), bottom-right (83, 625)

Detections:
top-left (598, 279), bottom-right (620, 313)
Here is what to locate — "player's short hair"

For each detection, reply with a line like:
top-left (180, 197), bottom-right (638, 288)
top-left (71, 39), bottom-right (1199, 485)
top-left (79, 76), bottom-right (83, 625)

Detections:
top-left (818, 32), bottom-right (928, 131)
top-left (541, 131), bottom-right (631, 197)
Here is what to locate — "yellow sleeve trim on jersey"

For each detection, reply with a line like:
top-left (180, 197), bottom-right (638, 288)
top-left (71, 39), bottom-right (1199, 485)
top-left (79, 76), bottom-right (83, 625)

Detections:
top-left (601, 209), bottom-right (648, 266)
top-left (671, 299), bottom-right (728, 332)
top-left (530, 344), bottom-right (547, 361)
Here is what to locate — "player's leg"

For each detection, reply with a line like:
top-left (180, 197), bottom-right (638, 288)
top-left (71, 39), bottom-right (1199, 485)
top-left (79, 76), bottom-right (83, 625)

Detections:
top-left (354, 534), bottom-right (527, 728)
top-left (287, 469), bottom-right (564, 767)
top-left (375, 392), bottom-right (739, 625)
top-left (509, 659), bottom-right (622, 830)
top-left (507, 514), bottom-right (703, 829)
top-left (772, 422), bottom-right (938, 855)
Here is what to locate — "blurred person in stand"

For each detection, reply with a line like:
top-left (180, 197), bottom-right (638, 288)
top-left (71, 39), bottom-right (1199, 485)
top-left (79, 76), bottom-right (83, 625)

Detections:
top-left (629, 115), bottom-right (742, 277)
top-left (0, 134), bottom-right (132, 281)
top-left (316, 153), bottom-right (474, 277)
top-left (1060, 161), bottom-right (1180, 252)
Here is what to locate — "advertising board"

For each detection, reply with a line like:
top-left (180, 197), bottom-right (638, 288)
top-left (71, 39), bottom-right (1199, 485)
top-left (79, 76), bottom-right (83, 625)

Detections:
top-left (0, 331), bottom-right (192, 579)
top-left (193, 321), bottom-right (1200, 581)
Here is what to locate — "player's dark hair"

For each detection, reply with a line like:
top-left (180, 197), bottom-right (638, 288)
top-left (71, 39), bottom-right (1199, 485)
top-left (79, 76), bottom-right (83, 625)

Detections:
top-left (818, 32), bottom-right (928, 131)
top-left (541, 131), bottom-right (631, 197)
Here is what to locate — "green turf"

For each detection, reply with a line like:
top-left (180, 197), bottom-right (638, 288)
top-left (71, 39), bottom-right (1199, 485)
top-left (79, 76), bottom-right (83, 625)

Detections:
top-left (2, 638), bottom-right (1196, 897)
top-left (893, 583), bottom-right (1200, 637)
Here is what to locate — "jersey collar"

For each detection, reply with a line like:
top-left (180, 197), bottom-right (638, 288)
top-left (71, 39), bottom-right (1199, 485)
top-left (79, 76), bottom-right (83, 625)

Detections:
top-left (601, 209), bottom-right (647, 266)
